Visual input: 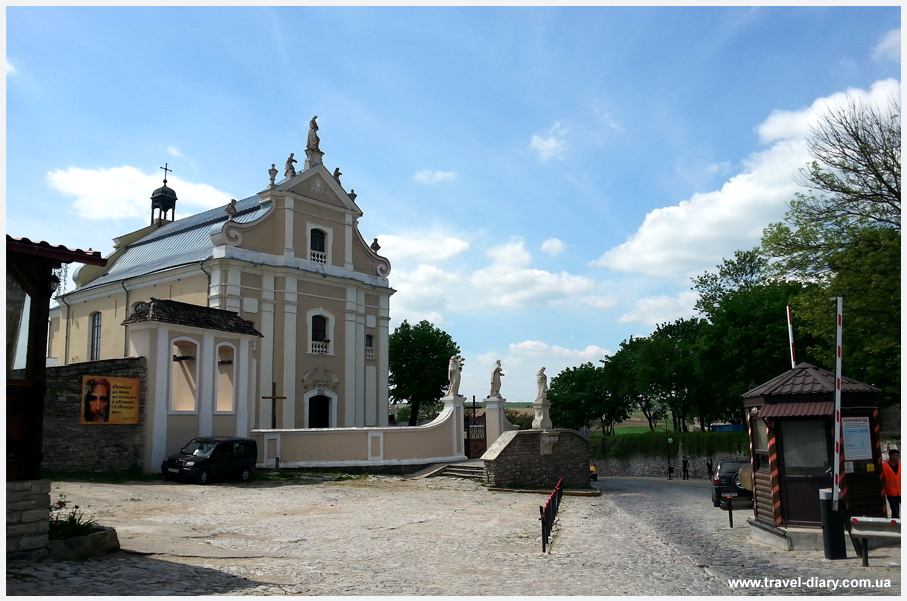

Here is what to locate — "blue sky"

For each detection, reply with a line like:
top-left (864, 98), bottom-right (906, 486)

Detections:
top-left (5, 6), bottom-right (901, 403)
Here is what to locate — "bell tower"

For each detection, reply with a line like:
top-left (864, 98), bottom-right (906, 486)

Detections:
top-left (150, 163), bottom-right (178, 224)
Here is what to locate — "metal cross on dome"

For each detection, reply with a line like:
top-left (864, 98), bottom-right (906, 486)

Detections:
top-left (160, 162), bottom-right (172, 183)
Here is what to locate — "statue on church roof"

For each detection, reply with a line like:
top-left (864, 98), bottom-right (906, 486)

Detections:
top-left (224, 198), bottom-right (237, 221)
top-left (307, 116), bottom-right (320, 152)
top-left (268, 163), bottom-right (278, 188)
top-left (333, 167), bottom-right (342, 184)
top-left (285, 153), bottom-right (297, 178)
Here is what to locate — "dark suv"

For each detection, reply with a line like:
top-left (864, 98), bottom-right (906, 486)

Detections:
top-left (711, 459), bottom-right (753, 507)
top-left (162, 437), bottom-right (258, 484)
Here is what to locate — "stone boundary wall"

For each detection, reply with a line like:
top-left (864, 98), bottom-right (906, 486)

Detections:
top-left (484, 429), bottom-right (590, 489)
top-left (594, 452), bottom-right (746, 479)
top-left (43, 358), bottom-right (147, 473)
top-left (6, 479), bottom-right (51, 560)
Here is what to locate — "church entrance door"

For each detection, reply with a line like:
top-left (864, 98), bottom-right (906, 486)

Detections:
top-left (309, 395), bottom-right (330, 428)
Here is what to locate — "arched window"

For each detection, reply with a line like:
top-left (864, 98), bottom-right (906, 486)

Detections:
top-left (307, 309), bottom-right (334, 355)
top-left (310, 229), bottom-right (327, 263)
top-left (215, 344), bottom-right (235, 413)
top-left (89, 312), bottom-right (102, 361)
top-left (171, 338), bottom-right (198, 412)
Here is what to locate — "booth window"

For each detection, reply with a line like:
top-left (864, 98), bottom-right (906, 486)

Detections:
top-left (752, 416), bottom-right (769, 471)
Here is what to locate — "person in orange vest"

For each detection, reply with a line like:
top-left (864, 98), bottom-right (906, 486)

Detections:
top-left (882, 448), bottom-right (900, 519)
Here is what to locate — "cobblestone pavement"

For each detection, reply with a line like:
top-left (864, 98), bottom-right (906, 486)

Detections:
top-left (600, 477), bottom-right (901, 596)
top-left (5, 474), bottom-right (900, 596)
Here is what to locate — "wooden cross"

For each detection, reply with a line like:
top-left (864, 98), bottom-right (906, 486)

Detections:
top-left (261, 382), bottom-right (286, 429)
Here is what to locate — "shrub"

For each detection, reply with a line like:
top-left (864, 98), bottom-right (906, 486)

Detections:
top-left (48, 493), bottom-right (99, 540)
top-left (504, 408), bottom-right (534, 430)
top-left (594, 431), bottom-right (749, 460)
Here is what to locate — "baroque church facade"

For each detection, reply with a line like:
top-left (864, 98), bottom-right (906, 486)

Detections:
top-left (48, 119), bottom-right (397, 471)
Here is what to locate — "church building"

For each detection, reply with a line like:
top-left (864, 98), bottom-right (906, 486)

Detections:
top-left (48, 118), bottom-right (398, 472)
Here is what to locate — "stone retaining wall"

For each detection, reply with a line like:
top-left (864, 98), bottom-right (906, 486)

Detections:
top-left (595, 453), bottom-right (745, 479)
top-left (43, 358), bottom-right (147, 473)
top-left (484, 429), bottom-right (589, 489)
top-left (6, 479), bottom-right (51, 560)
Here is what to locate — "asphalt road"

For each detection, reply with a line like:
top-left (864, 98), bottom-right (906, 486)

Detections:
top-left (596, 477), bottom-right (900, 596)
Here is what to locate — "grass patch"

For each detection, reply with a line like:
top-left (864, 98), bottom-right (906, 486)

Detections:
top-left (611, 425), bottom-right (653, 435)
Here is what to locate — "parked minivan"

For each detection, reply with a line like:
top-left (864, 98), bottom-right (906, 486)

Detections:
top-left (162, 437), bottom-right (258, 484)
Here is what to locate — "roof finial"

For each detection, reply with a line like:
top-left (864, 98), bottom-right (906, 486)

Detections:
top-left (160, 162), bottom-right (172, 185)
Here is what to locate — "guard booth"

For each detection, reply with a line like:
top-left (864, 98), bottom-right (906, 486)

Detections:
top-left (743, 363), bottom-right (884, 528)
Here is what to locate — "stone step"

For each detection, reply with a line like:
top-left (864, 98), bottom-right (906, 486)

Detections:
top-left (440, 465), bottom-right (486, 480)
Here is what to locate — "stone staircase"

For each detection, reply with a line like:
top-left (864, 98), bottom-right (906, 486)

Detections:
top-left (431, 462), bottom-right (486, 480)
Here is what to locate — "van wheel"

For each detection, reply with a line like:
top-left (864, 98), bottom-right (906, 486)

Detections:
top-left (239, 467), bottom-right (252, 483)
top-left (197, 470), bottom-right (209, 485)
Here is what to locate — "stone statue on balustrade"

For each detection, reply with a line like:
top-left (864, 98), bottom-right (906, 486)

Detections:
top-left (532, 367), bottom-right (552, 430)
top-left (446, 354), bottom-right (464, 398)
top-left (489, 360), bottom-right (504, 398)
top-left (536, 367), bottom-right (548, 400)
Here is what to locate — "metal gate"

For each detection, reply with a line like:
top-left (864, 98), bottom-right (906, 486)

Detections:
top-left (465, 414), bottom-right (487, 459)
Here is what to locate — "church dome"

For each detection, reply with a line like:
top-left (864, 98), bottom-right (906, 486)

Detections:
top-left (151, 183), bottom-right (178, 200)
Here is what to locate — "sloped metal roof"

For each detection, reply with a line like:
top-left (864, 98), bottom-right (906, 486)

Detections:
top-left (743, 363), bottom-right (879, 398)
top-left (759, 401), bottom-right (834, 418)
top-left (74, 195), bottom-right (267, 291)
top-left (121, 298), bottom-right (262, 337)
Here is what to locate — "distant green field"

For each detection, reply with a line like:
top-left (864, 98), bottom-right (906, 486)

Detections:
top-left (611, 425), bottom-right (653, 435)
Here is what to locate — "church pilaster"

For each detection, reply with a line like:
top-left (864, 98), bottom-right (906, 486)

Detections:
top-left (258, 275), bottom-right (276, 429)
top-left (282, 276), bottom-right (298, 429)
top-left (283, 196), bottom-right (295, 259)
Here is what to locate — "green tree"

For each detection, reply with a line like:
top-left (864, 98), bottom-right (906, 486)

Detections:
top-left (649, 318), bottom-right (708, 431)
top-left (762, 93), bottom-right (900, 280)
top-left (549, 362), bottom-right (631, 435)
top-left (606, 337), bottom-right (668, 431)
top-left (388, 320), bottom-right (460, 426)
top-left (761, 93), bottom-right (900, 401)
top-left (692, 251), bottom-right (823, 423)
top-left (785, 227), bottom-right (900, 399)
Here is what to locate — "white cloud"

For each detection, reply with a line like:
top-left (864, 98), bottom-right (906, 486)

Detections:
top-left (872, 28), bottom-right (901, 61)
top-left (378, 233), bottom-right (470, 264)
top-left (617, 291), bottom-right (700, 327)
top-left (540, 238), bottom-right (565, 256)
top-left (471, 241), bottom-right (595, 308)
top-left (414, 169), bottom-right (457, 184)
top-left (167, 146), bottom-right (184, 158)
top-left (506, 340), bottom-right (611, 362)
top-left (591, 79), bottom-right (901, 281)
top-left (530, 122), bottom-right (567, 161)
top-left (578, 295), bottom-right (619, 310)
top-left (47, 166), bottom-right (232, 221)
top-left (7, 61), bottom-right (17, 74)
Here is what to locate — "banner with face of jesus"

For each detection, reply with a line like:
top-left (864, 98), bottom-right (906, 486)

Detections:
top-left (81, 376), bottom-right (140, 424)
